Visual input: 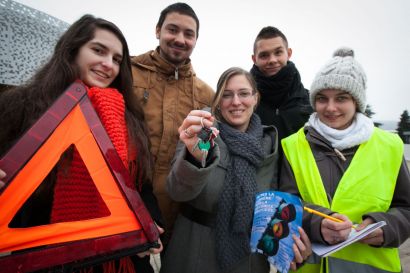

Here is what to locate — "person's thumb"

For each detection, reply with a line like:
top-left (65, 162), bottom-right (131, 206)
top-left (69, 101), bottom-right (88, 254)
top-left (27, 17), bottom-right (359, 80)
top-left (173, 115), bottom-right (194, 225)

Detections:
top-left (355, 218), bottom-right (373, 231)
top-left (0, 169), bottom-right (6, 189)
top-left (157, 226), bottom-right (165, 234)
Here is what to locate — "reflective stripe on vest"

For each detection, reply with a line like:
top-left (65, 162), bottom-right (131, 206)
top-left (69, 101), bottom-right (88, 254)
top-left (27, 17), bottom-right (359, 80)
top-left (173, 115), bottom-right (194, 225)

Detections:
top-left (282, 127), bottom-right (403, 273)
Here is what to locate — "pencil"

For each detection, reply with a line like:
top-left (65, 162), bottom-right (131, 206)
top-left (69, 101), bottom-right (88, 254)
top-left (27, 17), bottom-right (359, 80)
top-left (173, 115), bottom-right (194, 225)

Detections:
top-left (304, 207), bottom-right (358, 229)
top-left (303, 206), bottom-right (344, 223)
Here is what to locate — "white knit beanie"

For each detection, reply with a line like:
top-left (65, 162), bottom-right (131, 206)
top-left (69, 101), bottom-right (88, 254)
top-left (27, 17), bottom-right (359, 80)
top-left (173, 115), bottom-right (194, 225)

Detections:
top-left (310, 47), bottom-right (367, 112)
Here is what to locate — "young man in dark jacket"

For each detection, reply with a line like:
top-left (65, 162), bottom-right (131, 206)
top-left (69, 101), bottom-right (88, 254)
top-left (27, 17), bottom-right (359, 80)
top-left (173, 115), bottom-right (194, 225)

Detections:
top-left (251, 26), bottom-right (312, 143)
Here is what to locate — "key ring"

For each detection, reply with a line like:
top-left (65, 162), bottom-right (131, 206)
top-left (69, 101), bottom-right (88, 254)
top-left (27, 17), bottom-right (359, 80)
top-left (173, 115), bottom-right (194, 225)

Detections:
top-left (184, 128), bottom-right (194, 138)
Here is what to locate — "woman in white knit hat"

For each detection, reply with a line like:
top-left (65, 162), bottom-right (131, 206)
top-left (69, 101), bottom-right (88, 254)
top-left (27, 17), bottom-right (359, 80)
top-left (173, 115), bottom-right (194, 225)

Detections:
top-left (279, 47), bottom-right (410, 273)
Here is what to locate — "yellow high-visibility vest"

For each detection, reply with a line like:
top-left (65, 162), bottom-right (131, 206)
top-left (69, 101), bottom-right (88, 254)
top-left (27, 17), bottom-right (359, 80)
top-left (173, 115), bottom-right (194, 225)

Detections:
top-left (282, 127), bottom-right (403, 273)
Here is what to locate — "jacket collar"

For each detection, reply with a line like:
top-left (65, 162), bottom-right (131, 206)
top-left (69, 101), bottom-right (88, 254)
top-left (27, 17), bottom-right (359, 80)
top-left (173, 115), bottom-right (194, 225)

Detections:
top-left (132, 47), bottom-right (194, 79)
top-left (305, 126), bottom-right (357, 155)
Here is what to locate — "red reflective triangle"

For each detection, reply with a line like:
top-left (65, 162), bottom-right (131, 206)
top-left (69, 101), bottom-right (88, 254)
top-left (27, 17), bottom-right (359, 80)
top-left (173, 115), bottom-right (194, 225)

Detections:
top-left (0, 82), bottom-right (159, 272)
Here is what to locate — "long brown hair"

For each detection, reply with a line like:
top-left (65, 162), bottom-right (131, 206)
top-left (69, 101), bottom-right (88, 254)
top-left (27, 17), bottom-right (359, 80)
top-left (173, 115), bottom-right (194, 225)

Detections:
top-left (211, 67), bottom-right (259, 122)
top-left (0, 14), bottom-right (153, 183)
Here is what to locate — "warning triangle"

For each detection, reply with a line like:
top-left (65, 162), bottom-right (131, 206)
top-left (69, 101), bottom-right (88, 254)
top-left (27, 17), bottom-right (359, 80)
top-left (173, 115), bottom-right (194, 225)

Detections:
top-left (0, 82), bottom-right (159, 272)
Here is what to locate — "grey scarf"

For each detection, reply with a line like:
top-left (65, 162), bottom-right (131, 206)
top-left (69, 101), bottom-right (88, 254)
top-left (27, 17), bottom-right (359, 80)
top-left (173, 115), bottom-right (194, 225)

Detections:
top-left (215, 114), bottom-right (265, 272)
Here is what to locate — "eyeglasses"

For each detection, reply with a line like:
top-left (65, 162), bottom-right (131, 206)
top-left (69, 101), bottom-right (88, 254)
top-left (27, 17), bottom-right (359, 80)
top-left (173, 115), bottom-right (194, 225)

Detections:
top-left (221, 89), bottom-right (255, 102)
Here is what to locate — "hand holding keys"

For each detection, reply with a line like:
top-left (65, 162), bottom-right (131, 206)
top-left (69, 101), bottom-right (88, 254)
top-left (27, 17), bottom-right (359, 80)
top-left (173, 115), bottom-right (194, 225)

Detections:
top-left (179, 110), bottom-right (219, 167)
top-left (195, 127), bottom-right (216, 167)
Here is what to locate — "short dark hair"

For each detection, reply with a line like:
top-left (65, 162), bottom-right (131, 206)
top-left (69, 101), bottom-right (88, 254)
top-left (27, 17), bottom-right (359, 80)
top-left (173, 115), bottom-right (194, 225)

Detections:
top-left (156, 2), bottom-right (200, 38)
top-left (253, 26), bottom-right (288, 53)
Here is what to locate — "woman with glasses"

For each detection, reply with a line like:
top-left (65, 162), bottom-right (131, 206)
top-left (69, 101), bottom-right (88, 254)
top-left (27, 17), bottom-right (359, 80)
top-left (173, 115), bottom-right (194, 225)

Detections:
top-left (161, 67), bottom-right (311, 273)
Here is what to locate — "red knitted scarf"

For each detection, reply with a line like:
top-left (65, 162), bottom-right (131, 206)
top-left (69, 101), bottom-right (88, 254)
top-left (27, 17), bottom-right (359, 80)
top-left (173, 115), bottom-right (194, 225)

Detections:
top-left (51, 87), bottom-right (135, 223)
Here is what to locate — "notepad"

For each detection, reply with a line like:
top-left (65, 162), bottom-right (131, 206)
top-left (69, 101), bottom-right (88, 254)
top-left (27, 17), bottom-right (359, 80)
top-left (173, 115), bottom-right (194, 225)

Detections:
top-left (312, 221), bottom-right (386, 257)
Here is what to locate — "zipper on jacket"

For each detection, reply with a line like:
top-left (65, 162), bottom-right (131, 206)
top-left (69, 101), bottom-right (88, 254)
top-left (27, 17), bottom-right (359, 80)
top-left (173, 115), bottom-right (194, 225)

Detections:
top-left (175, 67), bottom-right (179, 80)
top-left (143, 90), bottom-right (149, 103)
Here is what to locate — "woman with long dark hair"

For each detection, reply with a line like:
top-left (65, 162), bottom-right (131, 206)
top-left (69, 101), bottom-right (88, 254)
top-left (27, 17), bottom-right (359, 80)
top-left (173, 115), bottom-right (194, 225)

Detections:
top-left (0, 14), bottom-right (162, 273)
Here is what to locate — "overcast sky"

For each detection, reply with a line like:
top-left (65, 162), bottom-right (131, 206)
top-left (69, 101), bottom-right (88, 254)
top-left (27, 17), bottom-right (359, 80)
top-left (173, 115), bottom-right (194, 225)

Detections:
top-left (14, 0), bottom-right (410, 121)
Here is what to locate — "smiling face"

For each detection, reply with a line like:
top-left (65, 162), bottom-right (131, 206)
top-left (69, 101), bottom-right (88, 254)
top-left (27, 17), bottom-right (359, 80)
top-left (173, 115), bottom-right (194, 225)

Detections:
top-left (252, 36), bottom-right (292, 77)
top-left (315, 89), bottom-right (357, 130)
top-left (156, 12), bottom-right (197, 66)
top-left (75, 28), bottom-right (123, 88)
top-left (219, 74), bottom-right (258, 132)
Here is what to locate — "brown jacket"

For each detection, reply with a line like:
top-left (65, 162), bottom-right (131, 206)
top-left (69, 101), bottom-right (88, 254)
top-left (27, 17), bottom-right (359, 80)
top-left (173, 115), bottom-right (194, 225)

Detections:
top-left (279, 126), bottom-right (410, 247)
top-left (131, 48), bottom-right (214, 238)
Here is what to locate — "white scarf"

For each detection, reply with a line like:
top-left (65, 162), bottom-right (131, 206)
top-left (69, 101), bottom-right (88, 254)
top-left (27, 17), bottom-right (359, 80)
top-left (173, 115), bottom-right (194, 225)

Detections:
top-left (308, 112), bottom-right (374, 150)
